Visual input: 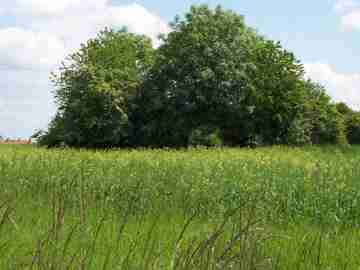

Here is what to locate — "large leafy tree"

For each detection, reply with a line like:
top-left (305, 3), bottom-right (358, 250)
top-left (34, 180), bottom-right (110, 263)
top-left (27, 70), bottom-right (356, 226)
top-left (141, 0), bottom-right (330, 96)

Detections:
top-left (39, 28), bottom-right (154, 148)
top-left (137, 5), bottom-right (257, 146)
top-left (137, 5), bottom-right (312, 147)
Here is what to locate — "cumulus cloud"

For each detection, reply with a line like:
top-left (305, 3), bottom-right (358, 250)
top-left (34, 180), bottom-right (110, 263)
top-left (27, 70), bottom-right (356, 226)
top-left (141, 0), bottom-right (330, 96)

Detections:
top-left (14, 2), bottom-right (170, 49)
top-left (0, 69), bottom-right (55, 138)
top-left (106, 4), bottom-right (171, 44)
top-left (335, 0), bottom-right (360, 12)
top-left (335, 0), bottom-right (360, 30)
top-left (2, 0), bottom-right (171, 68)
top-left (304, 62), bottom-right (360, 110)
top-left (341, 10), bottom-right (360, 30)
top-left (0, 28), bottom-right (66, 70)
top-left (0, 1), bottom-right (170, 138)
top-left (13, 0), bottom-right (108, 17)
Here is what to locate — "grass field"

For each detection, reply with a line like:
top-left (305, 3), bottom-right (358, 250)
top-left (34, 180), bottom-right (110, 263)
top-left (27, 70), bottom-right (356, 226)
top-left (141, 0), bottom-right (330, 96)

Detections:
top-left (1, 145), bottom-right (360, 269)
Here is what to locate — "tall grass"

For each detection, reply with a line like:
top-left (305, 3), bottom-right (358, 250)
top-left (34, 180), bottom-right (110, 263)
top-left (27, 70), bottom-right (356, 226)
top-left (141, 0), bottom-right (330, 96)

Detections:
top-left (1, 145), bottom-right (360, 269)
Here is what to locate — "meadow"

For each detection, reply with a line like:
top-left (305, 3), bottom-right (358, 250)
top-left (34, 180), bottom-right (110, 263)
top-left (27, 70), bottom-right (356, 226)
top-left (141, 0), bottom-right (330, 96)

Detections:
top-left (1, 145), bottom-right (360, 269)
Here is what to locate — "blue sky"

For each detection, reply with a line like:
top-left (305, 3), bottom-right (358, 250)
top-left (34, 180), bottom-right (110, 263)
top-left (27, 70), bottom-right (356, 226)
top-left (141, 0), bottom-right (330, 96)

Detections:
top-left (0, 0), bottom-right (359, 138)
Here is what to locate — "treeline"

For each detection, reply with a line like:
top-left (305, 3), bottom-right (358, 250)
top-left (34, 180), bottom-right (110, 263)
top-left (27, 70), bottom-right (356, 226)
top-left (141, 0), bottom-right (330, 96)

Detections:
top-left (38, 5), bottom-right (360, 148)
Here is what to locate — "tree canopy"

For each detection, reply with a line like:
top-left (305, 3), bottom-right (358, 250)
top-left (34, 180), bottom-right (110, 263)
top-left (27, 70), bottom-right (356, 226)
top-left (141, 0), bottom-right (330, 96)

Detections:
top-left (336, 102), bottom-right (360, 144)
top-left (39, 28), bottom-right (154, 148)
top-left (38, 5), bottom-right (357, 148)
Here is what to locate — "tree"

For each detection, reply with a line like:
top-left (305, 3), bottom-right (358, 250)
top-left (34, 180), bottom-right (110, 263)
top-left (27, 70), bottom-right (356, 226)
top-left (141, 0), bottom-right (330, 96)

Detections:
top-left (40, 5), bottom-right (349, 148)
top-left (284, 81), bottom-right (347, 146)
top-left (336, 102), bottom-right (360, 144)
top-left (346, 114), bottom-right (360, 144)
top-left (244, 37), bottom-right (308, 145)
top-left (305, 82), bottom-right (347, 145)
top-left (136, 5), bottom-right (316, 147)
top-left (39, 28), bottom-right (154, 148)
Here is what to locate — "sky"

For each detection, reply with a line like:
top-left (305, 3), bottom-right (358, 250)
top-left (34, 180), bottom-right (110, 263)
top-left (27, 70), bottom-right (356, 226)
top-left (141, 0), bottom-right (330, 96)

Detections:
top-left (0, 0), bottom-right (359, 138)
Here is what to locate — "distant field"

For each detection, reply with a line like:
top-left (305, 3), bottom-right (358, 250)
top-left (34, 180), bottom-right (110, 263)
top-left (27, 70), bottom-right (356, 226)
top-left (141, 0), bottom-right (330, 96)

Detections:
top-left (1, 145), bottom-right (360, 269)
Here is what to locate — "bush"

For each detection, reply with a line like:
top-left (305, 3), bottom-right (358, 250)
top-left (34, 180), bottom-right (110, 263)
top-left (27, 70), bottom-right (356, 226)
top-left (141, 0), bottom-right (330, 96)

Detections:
top-left (188, 126), bottom-right (223, 147)
top-left (286, 116), bottom-right (312, 146)
top-left (347, 115), bottom-right (360, 144)
top-left (300, 81), bottom-right (348, 145)
top-left (336, 102), bottom-right (360, 144)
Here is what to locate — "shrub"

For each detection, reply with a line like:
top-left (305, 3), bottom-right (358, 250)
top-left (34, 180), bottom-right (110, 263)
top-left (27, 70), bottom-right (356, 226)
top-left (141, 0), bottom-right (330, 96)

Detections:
top-left (189, 126), bottom-right (223, 147)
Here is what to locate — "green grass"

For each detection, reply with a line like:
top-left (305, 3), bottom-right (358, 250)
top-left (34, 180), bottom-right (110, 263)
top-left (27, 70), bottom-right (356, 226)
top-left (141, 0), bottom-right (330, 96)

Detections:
top-left (1, 145), bottom-right (360, 269)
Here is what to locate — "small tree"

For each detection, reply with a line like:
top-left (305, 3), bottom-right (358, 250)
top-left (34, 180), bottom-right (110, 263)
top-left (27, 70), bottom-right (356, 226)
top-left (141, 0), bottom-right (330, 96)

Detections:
top-left (300, 81), bottom-right (347, 145)
top-left (244, 38), bottom-right (307, 145)
top-left (40, 28), bottom-right (154, 148)
top-left (347, 114), bottom-right (360, 144)
top-left (336, 102), bottom-right (360, 144)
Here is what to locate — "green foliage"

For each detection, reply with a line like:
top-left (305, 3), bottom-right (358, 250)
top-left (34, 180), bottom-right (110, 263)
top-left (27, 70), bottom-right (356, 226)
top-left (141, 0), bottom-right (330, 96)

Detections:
top-left (40, 5), bottom-right (351, 148)
top-left (336, 102), bottom-right (360, 144)
top-left (138, 5), bottom-right (254, 146)
top-left (36, 114), bottom-right (66, 147)
top-left (285, 116), bottom-right (313, 146)
top-left (39, 28), bottom-right (154, 148)
top-left (137, 5), bottom-right (339, 147)
top-left (336, 102), bottom-right (353, 115)
top-left (188, 126), bottom-right (223, 147)
top-left (347, 114), bottom-right (360, 144)
top-left (245, 37), bottom-right (307, 145)
top-left (302, 81), bottom-right (348, 145)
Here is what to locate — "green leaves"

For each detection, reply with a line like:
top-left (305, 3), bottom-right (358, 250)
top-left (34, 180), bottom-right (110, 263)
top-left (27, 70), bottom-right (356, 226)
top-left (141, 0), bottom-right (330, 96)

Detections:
top-left (40, 29), bottom-right (154, 148)
top-left (138, 5), bottom-right (254, 147)
top-left (41, 5), bottom-right (351, 149)
top-left (139, 5), bottom-right (329, 147)
top-left (336, 102), bottom-right (360, 144)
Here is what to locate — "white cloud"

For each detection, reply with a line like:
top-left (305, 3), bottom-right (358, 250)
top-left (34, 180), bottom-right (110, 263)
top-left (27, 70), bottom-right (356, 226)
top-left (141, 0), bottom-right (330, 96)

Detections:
top-left (0, 2), bottom-right (170, 138)
top-left (106, 4), bottom-right (170, 45)
top-left (0, 28), bottom-right (66, 70)
top-left (0, 69), bottom-right (55, 138)
top-left (304, 62), bottom-right (360, 110)
top-left (335, 0), bottom-right (360, 12)
top-left (24, 3), bottom-right (170, 52)
top-left (13, 2), bottom-right (170, 49)
top-left (13, 0), bottom-right (109, 17)
top-left (341, 10), bottom-right (360, 30)
top-left (335, 0), bottom-right (360, 30)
